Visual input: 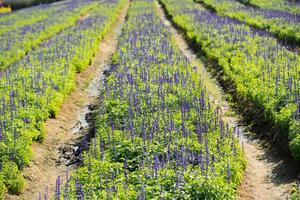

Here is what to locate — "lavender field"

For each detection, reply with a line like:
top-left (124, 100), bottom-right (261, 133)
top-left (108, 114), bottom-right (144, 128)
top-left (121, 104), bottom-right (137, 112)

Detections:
top-left (0, 0), bottom-right (299, 199)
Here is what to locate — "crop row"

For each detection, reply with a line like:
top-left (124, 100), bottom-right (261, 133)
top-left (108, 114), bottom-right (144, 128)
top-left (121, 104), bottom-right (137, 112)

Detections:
top-left (237, 0), bottom-right (300, 14)
top-left (196, 0), bottom-right (300, 46)
top-left (0, 0), bottom-right (126, 197)
top-left (160, 0), bottom-right (300, 160)
top-left (0, 0), bottom-right (100, 70)
top-left (0, 1), bottom-right (63, 35)
top-left (52, 0), bottom-right (245, 199)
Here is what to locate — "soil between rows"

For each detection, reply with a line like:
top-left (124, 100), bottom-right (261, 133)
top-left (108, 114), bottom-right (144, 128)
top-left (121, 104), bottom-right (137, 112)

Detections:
top-left (4, 1), bottom-right (129, 199)
top-left (155, 1), bottom-right (299, 199)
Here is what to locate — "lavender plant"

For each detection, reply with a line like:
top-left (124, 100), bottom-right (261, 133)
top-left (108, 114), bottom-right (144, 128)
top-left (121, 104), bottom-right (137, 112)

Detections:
top-left (0, 0), bottom-right (99, 69)
top-left (195, 0), bottom-right (300, 46)
top-left (238, 0), bottom-right (300, 14)
top-left (58, 1), bottom-right (245, 199)
top-left (0, 0), bottom-right (126, 196)
top-left (160, 0), bottom-right (300, 160)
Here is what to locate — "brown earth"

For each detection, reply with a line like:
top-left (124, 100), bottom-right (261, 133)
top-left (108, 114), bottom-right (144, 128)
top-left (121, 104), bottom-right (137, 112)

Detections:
top-left (79, 12), bottom-right (90, 21)
top-left (4, 1), bottom-right (129, 199)
top-left (223, 104), bottom-right (299, 200)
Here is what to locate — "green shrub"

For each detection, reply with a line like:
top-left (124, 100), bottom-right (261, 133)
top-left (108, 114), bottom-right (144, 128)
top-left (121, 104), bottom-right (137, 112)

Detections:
top-left (290, 134), bottom-right (300, 160)
top-left (1, 161), bottom-right (25, 194)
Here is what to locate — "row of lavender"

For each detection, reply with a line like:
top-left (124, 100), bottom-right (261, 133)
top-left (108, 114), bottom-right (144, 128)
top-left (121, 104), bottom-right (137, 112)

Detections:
top-left (51, 0), bottom-right (245, 199)
top-left (0, 0), bottom-right (126, 197)
top-left (0, 0), bottom-right (66, 35)
top-left (196, 0), bottom-right (300, 46)
top-left (0, 0), bottom-right (101, 70)
top-left (160, 0), bottom-right (300, 159)
top-left (237, 0), bottom-right (300, 14)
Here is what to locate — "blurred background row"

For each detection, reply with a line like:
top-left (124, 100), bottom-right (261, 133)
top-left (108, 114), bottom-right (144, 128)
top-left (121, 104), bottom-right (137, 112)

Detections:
top-left (0, 0), bottom-right (62, 11)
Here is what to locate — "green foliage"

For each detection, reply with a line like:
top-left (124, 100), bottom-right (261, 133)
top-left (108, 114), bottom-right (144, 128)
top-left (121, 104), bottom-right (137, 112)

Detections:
top-left (0, 180), bottom-right (6, 200)
top-left (1, 161), bottom-right (25, 194)
top-left (197, 0), bottom-right (300, 45)
top-left (61, 1), bottom-right (245, 199)
top-left (184, 178), bottom-right (236, 199)
top-left (0, 1), bottom-right (99, 70)
top-left (0, 0), bottom-right (126, 195)
top-left (161, 0), bottom-right (300, 160)
top-left (290, 133), bottom-right (300, 160)
top-left (290, 185), bottom-right (300, 200)
top-left (246, 0), bottom-right (300, 14)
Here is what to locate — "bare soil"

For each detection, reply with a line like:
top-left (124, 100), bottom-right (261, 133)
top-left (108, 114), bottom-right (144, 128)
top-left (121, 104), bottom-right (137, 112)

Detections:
top-left (4, 2), bottom-right (129, 199)
top-left (155, 1), bottom-right (299, 200)
top-left (79, 12), bottom-right (90, 21)
top-left (224, 106), bottom-right (299, 200)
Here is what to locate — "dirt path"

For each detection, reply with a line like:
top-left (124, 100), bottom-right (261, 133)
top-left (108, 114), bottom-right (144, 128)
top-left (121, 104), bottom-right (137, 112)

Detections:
top-left (236, 133), bottom-right (299, 199)
top-left (5, 2), bottom-right (129, 200)
top-left (155, 1), bottom-right (299, 199)
top-left (223, 106), bottom-right (299, 199)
